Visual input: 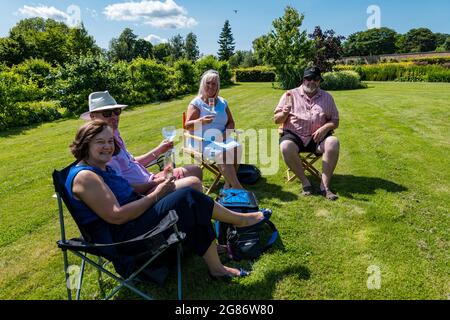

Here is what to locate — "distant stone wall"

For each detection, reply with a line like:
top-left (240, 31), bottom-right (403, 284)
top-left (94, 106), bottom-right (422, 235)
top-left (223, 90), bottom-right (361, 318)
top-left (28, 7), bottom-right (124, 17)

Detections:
top-left (339, 51), bottom-right (450, 65)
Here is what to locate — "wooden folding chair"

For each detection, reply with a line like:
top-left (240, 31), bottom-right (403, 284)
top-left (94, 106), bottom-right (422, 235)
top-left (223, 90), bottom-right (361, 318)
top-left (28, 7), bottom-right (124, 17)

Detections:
top-left (279, 125), bottom-right (323, 183)
top-left (181, 112), bottom-right (223, 194)
top-left (286, 152), bottom-right (322, 182)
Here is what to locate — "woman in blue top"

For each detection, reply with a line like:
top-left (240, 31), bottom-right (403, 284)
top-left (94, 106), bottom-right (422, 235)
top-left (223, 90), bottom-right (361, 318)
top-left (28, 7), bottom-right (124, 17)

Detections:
top-left (66, 120), bottom-right (271, 279)
top-left (185, 69), bottom-right (244, 189)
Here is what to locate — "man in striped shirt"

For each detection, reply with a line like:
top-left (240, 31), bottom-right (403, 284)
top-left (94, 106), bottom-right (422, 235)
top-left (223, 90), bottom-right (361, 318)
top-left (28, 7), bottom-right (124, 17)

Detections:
top-left (274, 67), bottom-right (340, 200)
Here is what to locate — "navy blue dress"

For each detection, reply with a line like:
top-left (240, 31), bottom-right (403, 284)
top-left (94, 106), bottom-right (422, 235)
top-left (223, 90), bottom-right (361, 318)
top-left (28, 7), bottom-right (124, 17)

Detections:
top-left (65, 164), bottom-right (215, 275)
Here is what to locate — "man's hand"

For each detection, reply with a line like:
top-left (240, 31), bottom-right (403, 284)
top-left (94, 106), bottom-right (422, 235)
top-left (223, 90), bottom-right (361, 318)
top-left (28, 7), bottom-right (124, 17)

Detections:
top-left (312, 127), bottom-right (328, 143)
top-left (158, 139), bottom-right (174, 154)
top-left (281, 104), bottom-right (292, 115)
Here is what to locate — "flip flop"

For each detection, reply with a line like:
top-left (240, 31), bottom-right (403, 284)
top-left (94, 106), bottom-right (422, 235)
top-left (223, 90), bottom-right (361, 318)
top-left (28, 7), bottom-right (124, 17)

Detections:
top-left (321, 189), bottom-right (338, 201)
top-left (209, 268), bottom-right (250, 281)
top-left (301, 185), bottom-right (313, 196)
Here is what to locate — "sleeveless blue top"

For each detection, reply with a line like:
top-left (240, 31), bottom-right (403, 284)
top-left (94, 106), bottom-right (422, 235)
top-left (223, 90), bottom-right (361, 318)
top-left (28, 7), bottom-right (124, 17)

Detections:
top-left (65, 164), bottom-right (136, 225)
top-left (189, 96), bottom-right (230, 152)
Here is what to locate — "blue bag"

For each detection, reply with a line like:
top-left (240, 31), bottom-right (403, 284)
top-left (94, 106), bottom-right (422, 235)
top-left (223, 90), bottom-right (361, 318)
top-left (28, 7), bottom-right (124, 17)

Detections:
top-left (215, 189), bottom-right (278, 261)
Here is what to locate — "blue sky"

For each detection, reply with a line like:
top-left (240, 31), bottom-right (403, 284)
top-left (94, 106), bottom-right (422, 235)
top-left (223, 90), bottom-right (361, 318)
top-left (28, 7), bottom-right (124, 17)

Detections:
top-left (1, 0), bottom-right (449, 55)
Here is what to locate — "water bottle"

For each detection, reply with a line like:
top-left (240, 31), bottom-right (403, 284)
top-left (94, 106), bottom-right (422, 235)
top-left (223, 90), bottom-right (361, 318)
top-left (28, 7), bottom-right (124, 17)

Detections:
top-left (163, 150), bottom-right (174, 179)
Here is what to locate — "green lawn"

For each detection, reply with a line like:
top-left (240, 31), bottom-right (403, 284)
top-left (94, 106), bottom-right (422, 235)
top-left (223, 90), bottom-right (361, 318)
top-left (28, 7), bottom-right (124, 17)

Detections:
top-left (0, 82), bottom-right (448, 299)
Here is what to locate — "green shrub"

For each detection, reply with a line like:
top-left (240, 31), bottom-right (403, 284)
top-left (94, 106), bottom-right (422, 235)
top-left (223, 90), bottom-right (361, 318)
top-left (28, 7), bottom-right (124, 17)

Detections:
top-left (235, 66), bottom-right (276, 82)
top-left (55, 54), bottom-right (114, 115)
top-left (0, 70), bottom-right (43, 102)
top-left (333, 62), bottom-right (450, 83)
top-left (0, 99), bottom-right (61, 131)
top-left (12, 59), bottom-right (57, 87)
top-left (128, 58), bottom-right (174, 104)
top-left (321, 71), bottom-right (366, 90)
top-left (194, 55), bottom-right (233, 85)
top-left (173, 59), bottom-right (197, 95)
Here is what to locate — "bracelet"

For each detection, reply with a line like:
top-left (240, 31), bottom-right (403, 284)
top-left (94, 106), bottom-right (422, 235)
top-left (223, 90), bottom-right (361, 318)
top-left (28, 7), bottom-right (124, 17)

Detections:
top-left (151, 152), bottom-right (157, 158)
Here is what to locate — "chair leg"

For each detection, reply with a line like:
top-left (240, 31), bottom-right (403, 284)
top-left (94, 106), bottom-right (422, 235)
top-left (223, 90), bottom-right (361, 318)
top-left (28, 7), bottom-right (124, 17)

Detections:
top-left (75, 259), bottom-right (86, 300)
top-left (62, 249), bottom-right (72, 300)
top-left (177, 243), bottom-right (183, 300)
top-left (206, 173), bottom-right (222, 195)
top-left (285, 154), bottom-right (322, 183)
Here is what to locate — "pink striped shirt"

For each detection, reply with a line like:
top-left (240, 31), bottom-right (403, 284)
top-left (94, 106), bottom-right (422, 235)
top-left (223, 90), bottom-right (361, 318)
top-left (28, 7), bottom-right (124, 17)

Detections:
top-left (275, 85), bottom-right (339, 145)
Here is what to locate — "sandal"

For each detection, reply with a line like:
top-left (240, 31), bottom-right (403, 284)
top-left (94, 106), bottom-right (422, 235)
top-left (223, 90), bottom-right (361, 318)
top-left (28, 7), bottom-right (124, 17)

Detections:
top-left (209, 268), bottom-right (250, 281)
top-left (321, 189), bottom-right (338, 201)
top-left (301, 185), bottom-right (313, 196)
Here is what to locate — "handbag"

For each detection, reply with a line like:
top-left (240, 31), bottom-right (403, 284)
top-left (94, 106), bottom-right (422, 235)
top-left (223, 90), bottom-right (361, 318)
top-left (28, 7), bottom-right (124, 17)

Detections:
top-left (237, 164), bottom-right (261, 185)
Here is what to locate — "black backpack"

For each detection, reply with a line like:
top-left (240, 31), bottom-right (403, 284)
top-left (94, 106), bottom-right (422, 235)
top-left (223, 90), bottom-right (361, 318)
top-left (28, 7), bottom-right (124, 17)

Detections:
top-left (237, 164), bottom-right (261, 185)
top-left (215, 189), bottom-right (278, 261)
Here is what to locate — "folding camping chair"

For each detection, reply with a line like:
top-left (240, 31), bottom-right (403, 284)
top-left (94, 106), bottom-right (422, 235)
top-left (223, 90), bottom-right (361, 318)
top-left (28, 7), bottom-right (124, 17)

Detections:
top-left (145, 153), bottom-right (166, 171)
top-left (181, 112), bottom-right (223, 194)
top-left (53, 162), bottom-right (186, 300)
top-left (286, 152), bottom-right (322, 182)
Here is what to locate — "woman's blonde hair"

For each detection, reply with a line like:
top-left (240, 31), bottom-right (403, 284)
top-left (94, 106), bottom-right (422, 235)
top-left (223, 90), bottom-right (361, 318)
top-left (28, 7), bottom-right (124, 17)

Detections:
top-left (198, 69), bottom-right (220, 99)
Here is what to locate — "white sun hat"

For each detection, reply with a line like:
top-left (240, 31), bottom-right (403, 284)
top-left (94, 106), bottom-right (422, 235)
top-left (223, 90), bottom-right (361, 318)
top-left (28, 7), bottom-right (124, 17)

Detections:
top-left (80, 91), bottom-right (128, 120)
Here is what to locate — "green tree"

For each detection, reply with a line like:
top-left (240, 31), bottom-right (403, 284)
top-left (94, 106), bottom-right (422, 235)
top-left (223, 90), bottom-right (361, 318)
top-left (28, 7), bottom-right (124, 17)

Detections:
top-left (0, 37), bottom-right (24, 66)
top-left (445, 37), bottom-right (450, 51)
top-left (229, 50), bottom-right (258, 68)
top-left (66, 23), bottom-right (101, 58)
top-left (134, 39), bottom-right (153, 59)
top-left (253, 6), bottom-right (313, 89)
top-left (399, 28), bottom-right (437, 53)
top-left (9, 18), bottom-right (71, 65)
top-left (343, 27), bottom-right (398, 56)
top-left (153, 43), bottom-right (172, 63)
top-left (434, 33), bottom-right (450, 47)
top-left (109, 28), bottom-right (138, 62)
top-left (169, 34), bottom-right (185, 61)
top-left (217, 20), bottom-right (235, 61)
top-left (185, 32), bottom-right (199, 62)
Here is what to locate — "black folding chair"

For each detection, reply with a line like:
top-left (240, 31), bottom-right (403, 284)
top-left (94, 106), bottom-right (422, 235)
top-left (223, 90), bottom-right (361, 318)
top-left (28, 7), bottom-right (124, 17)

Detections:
top-left (53, 162), bottom-right (185, 300)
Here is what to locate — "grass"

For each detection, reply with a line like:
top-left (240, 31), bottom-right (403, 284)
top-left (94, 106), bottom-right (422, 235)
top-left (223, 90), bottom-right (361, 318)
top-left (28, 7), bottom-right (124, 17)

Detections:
top-left (0, 82), bottom-right (449, 300)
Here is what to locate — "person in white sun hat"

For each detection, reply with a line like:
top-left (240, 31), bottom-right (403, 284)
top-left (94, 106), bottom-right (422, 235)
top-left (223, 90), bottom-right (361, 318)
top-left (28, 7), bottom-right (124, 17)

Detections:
top-left (82, 91), bottom-right (203, 195)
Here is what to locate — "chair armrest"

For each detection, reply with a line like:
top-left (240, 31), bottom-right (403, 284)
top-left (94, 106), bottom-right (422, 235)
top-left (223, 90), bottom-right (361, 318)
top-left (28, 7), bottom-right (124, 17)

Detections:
top-left (57, 210), bottom-right (185, 254)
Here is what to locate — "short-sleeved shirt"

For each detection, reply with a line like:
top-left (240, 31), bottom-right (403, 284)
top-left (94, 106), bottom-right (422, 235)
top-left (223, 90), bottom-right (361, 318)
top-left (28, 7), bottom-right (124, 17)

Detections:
top-left (274, 85), bottom-right (339, 146)
top-left (107, 130), bottom-right (154, 185)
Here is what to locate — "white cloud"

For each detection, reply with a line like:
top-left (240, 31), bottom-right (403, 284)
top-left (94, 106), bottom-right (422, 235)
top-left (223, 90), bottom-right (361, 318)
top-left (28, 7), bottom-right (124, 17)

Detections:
top-left (18, 5), bottom-right (70, 22)
top-left (144, 15), bottom-right (197, 29)
top-left (104, 0), bottom-right (197, 29)
top-left (144, 34), bottom-right (168, 45)
top-left (17, 5), bottom-right (82, 27)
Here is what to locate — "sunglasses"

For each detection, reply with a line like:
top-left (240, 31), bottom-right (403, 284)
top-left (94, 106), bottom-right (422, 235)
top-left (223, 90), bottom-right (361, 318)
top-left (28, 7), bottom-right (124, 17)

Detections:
top-left (100, 108), bottom-right (122, 118)
top-left (304, 76), bottom-right (320, 82)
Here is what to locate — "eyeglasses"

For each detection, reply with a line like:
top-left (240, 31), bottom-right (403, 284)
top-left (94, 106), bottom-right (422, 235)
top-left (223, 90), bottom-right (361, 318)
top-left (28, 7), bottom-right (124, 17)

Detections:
top-left (304, 76), bottom-right (320, 82)
top-left (100, 108), bottom-right (122, 118)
